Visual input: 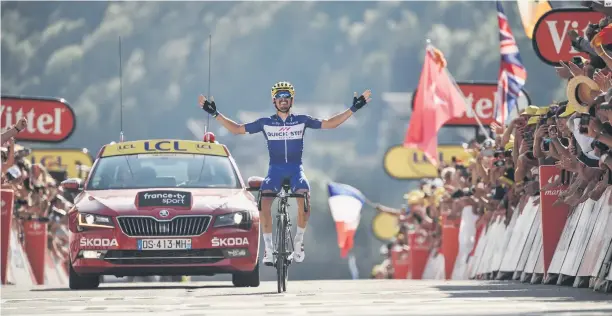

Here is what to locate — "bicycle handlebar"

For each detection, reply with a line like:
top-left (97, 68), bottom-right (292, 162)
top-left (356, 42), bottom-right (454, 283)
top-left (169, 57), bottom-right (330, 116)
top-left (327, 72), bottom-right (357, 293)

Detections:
top-left (260, 192), bottom-right (307, 198)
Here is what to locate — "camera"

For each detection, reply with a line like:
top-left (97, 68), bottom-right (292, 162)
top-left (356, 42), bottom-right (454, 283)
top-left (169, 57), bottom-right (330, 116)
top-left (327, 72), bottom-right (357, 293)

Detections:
top-left (493, 159), bottom-right (505, 167)
top-left (451, 189), bottom-right (464, 199)
top-left (579, 114), bottom-right (590, 134)
top-left (14, 199), bottom-right (28, 207)
top-left (549, 125), bottom-right (558, 135)
top-left (592, 140), bottom-right (610, 152)
top-left (456, 165), bottom-right (469, 178)
top-left (586, 23), bottom-right (601, 41)
top-left (543, 139), bottom-right (551, 151)
top-left (33, 183), bottom-right (45, 193)
top-left (492, 185), bottom-right (506, 200)
top-left (14, 147), bottom-right (31, 160)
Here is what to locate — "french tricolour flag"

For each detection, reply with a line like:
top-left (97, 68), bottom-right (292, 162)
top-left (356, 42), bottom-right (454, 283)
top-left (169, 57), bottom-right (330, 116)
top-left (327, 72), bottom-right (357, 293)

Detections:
top-left (327, 182), bottom-right (365, 259)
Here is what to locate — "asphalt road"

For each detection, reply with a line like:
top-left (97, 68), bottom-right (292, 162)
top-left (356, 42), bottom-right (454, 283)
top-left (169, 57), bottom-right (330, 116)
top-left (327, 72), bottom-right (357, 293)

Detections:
top-left (2, 280), bottom-right (611, 316)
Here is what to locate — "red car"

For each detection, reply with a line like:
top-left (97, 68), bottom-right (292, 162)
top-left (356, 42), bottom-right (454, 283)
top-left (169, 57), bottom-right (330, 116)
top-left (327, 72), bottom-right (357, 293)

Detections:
top-left (61, 138), bottom-right (261, 289)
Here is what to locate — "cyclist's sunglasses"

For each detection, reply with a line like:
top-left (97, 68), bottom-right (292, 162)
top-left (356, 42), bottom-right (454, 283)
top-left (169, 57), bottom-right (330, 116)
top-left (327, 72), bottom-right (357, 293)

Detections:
top-left (274, 91), bottom-right (292, 99)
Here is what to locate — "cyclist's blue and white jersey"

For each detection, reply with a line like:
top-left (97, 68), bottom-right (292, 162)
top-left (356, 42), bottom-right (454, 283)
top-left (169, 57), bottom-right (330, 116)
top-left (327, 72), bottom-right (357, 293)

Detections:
top-left (244, 114), bottom-right (322, 165)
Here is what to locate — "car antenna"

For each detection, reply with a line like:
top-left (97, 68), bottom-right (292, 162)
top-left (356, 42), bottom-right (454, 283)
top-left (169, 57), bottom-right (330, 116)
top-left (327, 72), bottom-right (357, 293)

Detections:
top-left (197, 34), bottom-right (213, 182)
top-left (119, 36), bottom-right (125, 143)
top-left (118, 36), bottom-right (134, 179)
top-left (204, 33), bottom-right (212, 137)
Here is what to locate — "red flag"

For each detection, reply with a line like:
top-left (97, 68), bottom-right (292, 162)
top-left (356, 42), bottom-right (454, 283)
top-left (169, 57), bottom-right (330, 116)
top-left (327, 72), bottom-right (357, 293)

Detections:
top-left (404, 45), bottom-right (467, 166)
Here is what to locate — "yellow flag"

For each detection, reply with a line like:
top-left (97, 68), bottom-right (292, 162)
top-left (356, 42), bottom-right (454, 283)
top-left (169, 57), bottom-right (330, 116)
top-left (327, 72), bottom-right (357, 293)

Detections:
top-left (517, 0), bottom-right (552, 39)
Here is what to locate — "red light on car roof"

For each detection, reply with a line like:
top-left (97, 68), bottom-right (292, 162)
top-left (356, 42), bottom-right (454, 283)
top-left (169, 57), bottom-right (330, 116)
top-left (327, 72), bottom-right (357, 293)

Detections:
top-left (203, 132), bottom-right (216, 143)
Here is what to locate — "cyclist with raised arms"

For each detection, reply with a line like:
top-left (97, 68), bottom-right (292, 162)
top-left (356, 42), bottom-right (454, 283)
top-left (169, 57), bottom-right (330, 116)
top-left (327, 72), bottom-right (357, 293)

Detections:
top-left (198, 82), bottom-right (371, 266)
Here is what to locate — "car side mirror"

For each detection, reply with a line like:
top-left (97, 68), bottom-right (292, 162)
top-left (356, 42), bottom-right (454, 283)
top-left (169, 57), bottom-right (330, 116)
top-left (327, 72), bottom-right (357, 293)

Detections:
top-left (246, 176), bottom-right (264, 192)
top-left (61, 178), bottom-right (83, 192)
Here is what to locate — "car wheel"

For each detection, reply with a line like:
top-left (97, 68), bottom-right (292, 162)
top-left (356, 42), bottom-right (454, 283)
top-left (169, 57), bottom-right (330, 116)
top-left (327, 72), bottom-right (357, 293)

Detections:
top-left (69, 263), bottom-right (100, 290)
top-left (232, 262), bottom-right (260, 287)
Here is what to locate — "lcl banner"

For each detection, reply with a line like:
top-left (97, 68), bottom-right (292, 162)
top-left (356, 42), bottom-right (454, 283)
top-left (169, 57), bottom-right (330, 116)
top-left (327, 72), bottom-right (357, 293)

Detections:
top-left (539, 166), bottom-right (570, 275)
top-left (532, 8), bottom-right (605, 66)
top-left (26, 148), bottom-right (93, 180)
top-left (383, 145), bottom-right (473, 180)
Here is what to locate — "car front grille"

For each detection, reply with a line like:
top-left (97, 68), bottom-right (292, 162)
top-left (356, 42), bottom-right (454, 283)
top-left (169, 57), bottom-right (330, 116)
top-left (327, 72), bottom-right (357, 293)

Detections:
top-left (104, 249), bottom-right (224, 265)
top-left (117, 216), bottom-right (211, 237)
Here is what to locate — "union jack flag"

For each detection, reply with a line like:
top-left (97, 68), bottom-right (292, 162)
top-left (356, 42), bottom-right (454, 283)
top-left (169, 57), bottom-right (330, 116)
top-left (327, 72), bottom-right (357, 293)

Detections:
top-left (494, 1), bottom-right (527, 124)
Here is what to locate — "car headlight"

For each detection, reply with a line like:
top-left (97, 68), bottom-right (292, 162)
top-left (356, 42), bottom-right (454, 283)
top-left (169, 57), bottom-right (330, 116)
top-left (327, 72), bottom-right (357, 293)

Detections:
top-left (77, 213), bottom-right (114, 229)
top-left (213, 211), bottom-right (251, 229)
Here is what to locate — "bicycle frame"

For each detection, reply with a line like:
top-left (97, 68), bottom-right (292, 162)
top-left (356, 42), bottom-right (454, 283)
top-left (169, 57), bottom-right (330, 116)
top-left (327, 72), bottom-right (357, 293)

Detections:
top-left (257, 184), bottom-right (308, 293)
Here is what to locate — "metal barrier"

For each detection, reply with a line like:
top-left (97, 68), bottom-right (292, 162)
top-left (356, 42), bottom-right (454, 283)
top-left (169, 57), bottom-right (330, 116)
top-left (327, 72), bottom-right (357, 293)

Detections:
top-left (1, 189), bottom-right (68, 287)
top-left (417, 182), bottom-right (612, 293)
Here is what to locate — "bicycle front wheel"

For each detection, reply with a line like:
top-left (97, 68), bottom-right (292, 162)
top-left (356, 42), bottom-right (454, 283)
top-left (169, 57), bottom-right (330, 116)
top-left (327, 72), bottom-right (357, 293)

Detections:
top-left (276, 215), bottom-right (286, 293)
top-left (282, 218), bottom-right (290, 292)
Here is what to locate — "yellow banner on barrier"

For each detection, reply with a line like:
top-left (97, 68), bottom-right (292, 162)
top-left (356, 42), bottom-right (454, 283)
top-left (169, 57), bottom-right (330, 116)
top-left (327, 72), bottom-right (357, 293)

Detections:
top-left (383, 145), bottom-right (473, 179)
top-left (101, 139), bottom-right (228, 158)
top-left (27, 149), bottom-right (94, 180)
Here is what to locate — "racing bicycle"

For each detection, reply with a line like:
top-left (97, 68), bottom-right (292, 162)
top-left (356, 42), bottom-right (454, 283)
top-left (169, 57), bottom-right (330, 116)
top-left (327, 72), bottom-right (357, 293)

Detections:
top-left (258, 179), bottom-right (308, 293)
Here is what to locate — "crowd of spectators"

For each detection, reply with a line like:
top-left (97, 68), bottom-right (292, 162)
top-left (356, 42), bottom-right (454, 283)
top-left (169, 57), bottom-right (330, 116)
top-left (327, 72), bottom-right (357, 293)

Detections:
top-left (1, 118), bottom-right (76, 281)
top-left (372, 3), bottom-right (612, 279)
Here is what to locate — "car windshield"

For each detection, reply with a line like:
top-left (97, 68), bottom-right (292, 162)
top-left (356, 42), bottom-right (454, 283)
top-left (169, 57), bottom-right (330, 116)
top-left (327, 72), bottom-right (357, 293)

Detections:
top-left (86, 153), bottom-right (240, 190)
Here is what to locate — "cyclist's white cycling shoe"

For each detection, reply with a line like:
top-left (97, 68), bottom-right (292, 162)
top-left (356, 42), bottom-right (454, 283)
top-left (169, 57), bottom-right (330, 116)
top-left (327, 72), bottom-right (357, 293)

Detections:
top-left (293, 243), bottom-right (305, 263)
top-left (263, 249), bottom-right (275, 266)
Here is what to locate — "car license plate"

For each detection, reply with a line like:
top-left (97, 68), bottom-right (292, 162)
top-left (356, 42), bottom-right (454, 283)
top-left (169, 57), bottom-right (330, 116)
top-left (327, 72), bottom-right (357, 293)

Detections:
top-left (137, 239), bottom-right (192, 250)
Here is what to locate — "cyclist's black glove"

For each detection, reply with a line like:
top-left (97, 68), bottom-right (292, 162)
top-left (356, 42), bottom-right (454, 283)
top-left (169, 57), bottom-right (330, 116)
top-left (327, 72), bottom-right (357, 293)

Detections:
top-left (201, 99), bottom-right (219, 117)
top-left (350, 93), bottom-right (368, 113)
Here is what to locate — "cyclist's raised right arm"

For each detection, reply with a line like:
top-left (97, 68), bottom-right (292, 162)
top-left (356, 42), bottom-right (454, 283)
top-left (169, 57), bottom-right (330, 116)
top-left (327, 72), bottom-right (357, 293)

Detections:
top-left (215, 114), bottom-right (247, 135)
top-left (215, 115), bottom-right (264, 135)
top-left (198, 94), bottom-right (262, 135)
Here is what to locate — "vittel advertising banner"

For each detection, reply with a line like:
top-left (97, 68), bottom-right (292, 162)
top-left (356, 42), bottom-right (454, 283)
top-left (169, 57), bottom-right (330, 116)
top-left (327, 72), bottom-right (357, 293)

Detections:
top-left (1, 96), bottom-right (76, 143)
top-left (532, 8), bottom-right (605, 66)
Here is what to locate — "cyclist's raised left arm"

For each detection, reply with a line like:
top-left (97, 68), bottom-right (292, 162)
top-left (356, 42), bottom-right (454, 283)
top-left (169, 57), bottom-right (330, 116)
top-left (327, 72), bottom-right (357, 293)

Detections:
top-left (320, 109), bottom-right (354, 129)
top-left (318, 89), bottom-right (372, 130)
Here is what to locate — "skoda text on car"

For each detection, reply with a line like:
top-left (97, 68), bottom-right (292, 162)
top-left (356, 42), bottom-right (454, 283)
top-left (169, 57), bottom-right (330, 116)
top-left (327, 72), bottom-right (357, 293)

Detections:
top-left (62, 138), bottom-right (261, 289)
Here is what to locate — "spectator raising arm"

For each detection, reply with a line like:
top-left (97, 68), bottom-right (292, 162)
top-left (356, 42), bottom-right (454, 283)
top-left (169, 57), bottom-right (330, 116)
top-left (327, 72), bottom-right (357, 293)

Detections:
top-left (1, 117), bottom-right (27, 145)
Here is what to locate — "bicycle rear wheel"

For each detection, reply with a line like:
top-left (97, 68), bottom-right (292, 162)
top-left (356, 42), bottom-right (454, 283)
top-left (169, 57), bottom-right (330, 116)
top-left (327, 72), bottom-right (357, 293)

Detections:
top-left (276, 214), bottom-right (286, 293)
